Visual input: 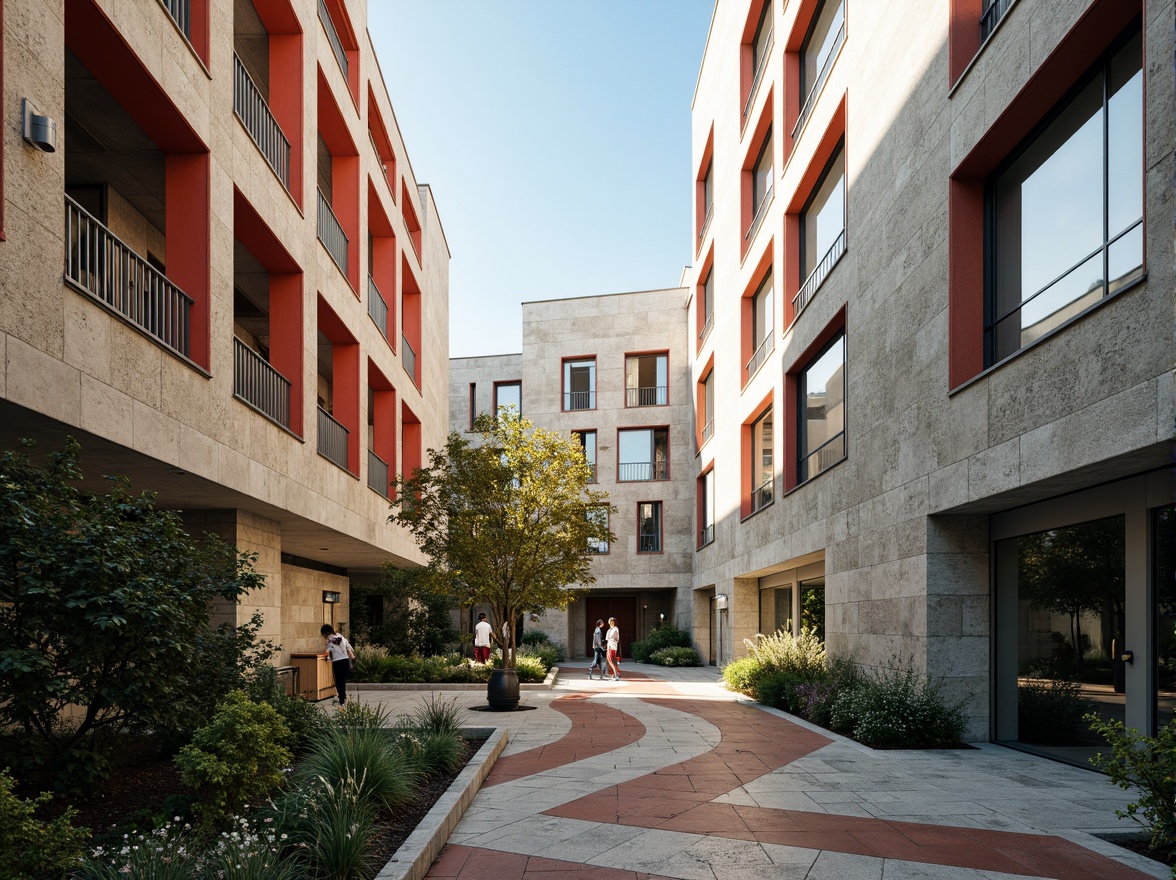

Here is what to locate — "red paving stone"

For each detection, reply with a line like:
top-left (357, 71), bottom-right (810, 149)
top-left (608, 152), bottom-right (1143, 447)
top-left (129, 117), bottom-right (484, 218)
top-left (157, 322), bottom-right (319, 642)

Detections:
top-left (485, 695), bottom-right (646, 785)
top-left (542, 698), bottom-right (1155, 880)
top-left (428, 845), bottom-right (678, 880)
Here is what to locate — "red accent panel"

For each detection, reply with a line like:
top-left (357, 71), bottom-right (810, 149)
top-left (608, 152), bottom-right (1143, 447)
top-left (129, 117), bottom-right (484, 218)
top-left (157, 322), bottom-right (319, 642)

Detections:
top-left (166, 153), bottom-right (211, 368)
top-left (948, 180), bottom-right (985, 388)
top-left (402, 254), bottom-right (421, 387)
top-left (270, 273), bottom-right (304, 436)
top-left (949, 0), bottom-right (982, 86)
top-left (335, 154), bottom-right (360, 291)
top-left (368, 87), bottom-right (398, 202)
top-left (401, 403), bottom-right (422, 482)
top-left (189, 0), bottom-right (209, 65)
top-left (65, 0), bottom-right (204, 153)
top-left (320, 0), bottom-right (359, 103)
top-left (318, 296), bottom-right (360, 473)
top-left (269, 33), bottom-right (303, 206)
top-left (368, 181), bottom-right (397, 343)
top-left (368, 359), bottom-right (396, 497)
top-left (402, 181), bottom-right (422, 261)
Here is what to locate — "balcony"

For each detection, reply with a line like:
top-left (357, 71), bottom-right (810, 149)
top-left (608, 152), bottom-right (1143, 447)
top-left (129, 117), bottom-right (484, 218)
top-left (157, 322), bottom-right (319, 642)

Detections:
top-left (699, 310), bottom-right (714, 345)
top-left (794, 18), bottom-right (845, 138)
top-left (368, 276), bottom-right (388, 338)
top-left (981, 0), bottom-right (1014, 40)
top-left (564, 390), bottom-right (595, 411)
top-left (618, 461), bottom-right (669, 482)
top-left (317, 406), bottom-right (349, 471)
top-left (161, 0), bottom-right (190, 38)
top-left (699, 524), bottom-right (715, 548)
top-left (745, 184), bottom-right (773, 245)
top-left (751, 477), bottom-right (774, 514)
top-left (234, 54), bottom-right (291, 189)
top-left (745, 332), bottom-right (775, 383)
top-left (702, 418), bottom-right (714, 445)
top-left (233, 337), bottom-right (291, 429)
top-left (638, 534), bottom-right (661, 553)
top-left (318, 0), bottom-right (348, 79)
top-left (402, 333), bottom-right (417, 383)
top-left (64, 196), bottom-right (192, 357)
top-left (625, 386), bottom-right (667, 407)
top-left (367, 449), bottom-right (389, 497)
top-left (317, 189), bottom-right (348, 274)
top-left (794, 228), bottom-right (846, 319)
top-left (697, 205), bottom-right (713, 246)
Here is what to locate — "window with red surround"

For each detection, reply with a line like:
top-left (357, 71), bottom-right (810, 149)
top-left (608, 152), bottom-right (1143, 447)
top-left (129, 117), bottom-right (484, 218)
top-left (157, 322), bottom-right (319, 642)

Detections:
top-left (401, 255), bottom-right (421, 387)
top-left (741, 393), bottom-right (774, 519)
top-left (402, 181), bottom-right (422, 260)
top-left (696, 245), bottom-right (715, 350)
top-left (784, 306), bottom-right (846, 492)
top-left (316, 295), bottom-right (360, 475)
top-left (696, 354), bottom-right (715, 450)
top-left (366, 179), bottom-right (397, 348)
top-left (367, 87), bottom-right (398, 202)
top-left (740, 0), bottom-right (774, 128)
top-left (637, 502), bottom-right (663, 554)
top-left (401, 402), bottom-right (422, 486)
top-left (948, 0), bottom-right (1142, 389)
top-left (318, 0), bottom-right (359, 106)
top-left (741, 244), bottom-right (775, 387)
top-left (317, 69), bottom-right (360, 292)
top-left (741, 97), bottom-right (774, 254)
top-left (695, 126), bottom-right (714, 253)
top-left (697, 464), bottom-right (716, 548)
top-left (367, 360), bottom-right (397, 499)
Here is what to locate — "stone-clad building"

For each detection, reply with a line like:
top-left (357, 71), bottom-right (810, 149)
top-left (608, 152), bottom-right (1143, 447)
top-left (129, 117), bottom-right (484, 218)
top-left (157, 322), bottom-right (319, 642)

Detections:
top-left (0, 0), bottom-right (449, 660)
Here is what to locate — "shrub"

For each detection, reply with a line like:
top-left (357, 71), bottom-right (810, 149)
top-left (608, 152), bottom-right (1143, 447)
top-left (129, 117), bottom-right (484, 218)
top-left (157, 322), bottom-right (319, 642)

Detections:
top-left (755, 670), bottom-right (811, 713)
top-left (333, 700), bottom-right (392, 731)
top-left (746, 627), bottom-right (826, 679)
top-left (521, 642), bottom-right (561, 670)
top-left (351, 643), bottom-right (390, 681)
top-left (79, 820), bottom-right (197, 880)
top-left (631, 625), bottom-right (692, 663)
top-left (298, 727), bottom-right (417, 812)
top-left (1017, 679), bottom-right (1095, 744)
top-left (829, 659), bottom-right (965, 748)
top-left (520, 630), bottom-right (567, 662)
top-left (1087, 715), bottom-right (1176, 861)
top-left (648, 646), bottom-right (702, 667)
top-left (245, 665), bottom-right (327, 755)
top-left (200, 816), bottom-right (305, 880)
top-left (302, 776), bottom-right (378, 880)
top-left (349, 564), bottom-right (456, 657)
top-left (722, 655), bottom-right (763, 695)
top-left (410, 694), bottom-right (464, 737)
top-left (174, 691), bottom-right (293, 831)
top-left (0, 768), bottom-right (88, 880)
top-left (513, 653), bottom-right (549, 682)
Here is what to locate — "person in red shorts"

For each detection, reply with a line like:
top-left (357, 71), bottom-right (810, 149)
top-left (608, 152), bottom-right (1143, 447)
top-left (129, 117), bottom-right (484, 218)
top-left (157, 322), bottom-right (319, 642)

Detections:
top-left (605, 617), bottom-right (621, 681)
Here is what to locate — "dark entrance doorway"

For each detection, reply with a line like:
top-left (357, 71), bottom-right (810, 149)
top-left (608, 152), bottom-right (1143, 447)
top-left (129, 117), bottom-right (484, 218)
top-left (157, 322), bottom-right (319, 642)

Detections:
top-left (586, 596), bottom-right (637, 658)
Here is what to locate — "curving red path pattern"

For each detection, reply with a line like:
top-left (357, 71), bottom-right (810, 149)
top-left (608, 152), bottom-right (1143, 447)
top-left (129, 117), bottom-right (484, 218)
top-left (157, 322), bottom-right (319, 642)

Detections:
top-left (485, 694), bottom-right (646, 786)
top-left (543, 698), bottom-right (1155, 880)
top-left (429, 845), bottom-right (678, 880)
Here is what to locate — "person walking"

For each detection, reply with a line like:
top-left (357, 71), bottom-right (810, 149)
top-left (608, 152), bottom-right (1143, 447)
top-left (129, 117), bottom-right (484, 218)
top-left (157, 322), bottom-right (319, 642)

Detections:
top-left (320, 624), bottom-right (355, 707)
top-left (605, 617), bottom-right (621, 681)
top-left (473, 612), bottom-right (493, 664)
top-left (587, 619), bottom-right (606, 679)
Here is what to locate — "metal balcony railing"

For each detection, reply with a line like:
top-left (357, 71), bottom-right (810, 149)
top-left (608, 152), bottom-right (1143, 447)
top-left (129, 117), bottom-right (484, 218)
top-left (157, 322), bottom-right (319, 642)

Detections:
top-left (625, 386), bottom-right (667, 407)
top-left (368, 276), bottom-right (388, 338)
top-left (64, 196), bottom-right (192, 357)
top-left (751, 477), bottom-right (774, 514)
top-left (318, 0), bottom-right (348, 79)
top-left (402, 333), bottom-right (417, 383)
top-left (317, 406), bottom-right (349, 470)
top-left (367, 449), bottom-right (389, 497)
top-left (745, 332), bottom-right (775, 382)
top-left (981, 0), bottom-right (1014, 40)
top-left (563, 390), bottom-right (595, 411)
top-left (638, 534), bottom-right (661, 553)
top-left (745, 184), bottom-right (773, 244)
top-left (234, 54), bottom-right (291, 189)
top-left (317, 189), bottom-right (348, 274)
top-left (702, 418), bottom-right (714, 445)
top-left (618, 460), bottom-right (669, 482)
top-left (794, 19), bottom-right (845, 138)
top-left (794, 228), bottom-right (846, 318)
top-left (233, 338), bottom-right (291, 428)
top-left (697, 205), bottom-right (713, 245)
top-left (699, 524), bottom-right (715, 548)
top-left (742, 27), bottom-right (774, 121)
top-left (161, 0), bottom-right (190, 38)
top-left (699, 310), bottom-right (714, 344)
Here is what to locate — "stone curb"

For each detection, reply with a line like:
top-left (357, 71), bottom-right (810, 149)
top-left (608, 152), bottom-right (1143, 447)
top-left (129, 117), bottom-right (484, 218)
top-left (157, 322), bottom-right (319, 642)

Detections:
top-left (352, 665), bottom-right (561, 692)
top-left (373, 725), bottom-right (509, 880)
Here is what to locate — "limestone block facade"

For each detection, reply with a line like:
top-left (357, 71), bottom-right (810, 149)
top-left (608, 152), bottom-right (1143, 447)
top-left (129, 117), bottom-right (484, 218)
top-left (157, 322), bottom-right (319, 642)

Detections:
top-left (0, 0), bottom-right (450, 660)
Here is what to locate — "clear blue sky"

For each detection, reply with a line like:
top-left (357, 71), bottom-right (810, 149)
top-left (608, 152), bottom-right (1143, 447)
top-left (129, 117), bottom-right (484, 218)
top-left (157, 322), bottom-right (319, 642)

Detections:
top-left (368, 1), bottom-right (715, 358)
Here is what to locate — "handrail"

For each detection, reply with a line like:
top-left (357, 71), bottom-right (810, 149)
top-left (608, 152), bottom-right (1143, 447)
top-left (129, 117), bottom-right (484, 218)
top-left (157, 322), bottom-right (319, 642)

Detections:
top-left (638, 534), bottom-right (661, 553)
top-left (745, 332), bottom-right (775, 382)
top-left (745, 184), bottom-right (773, 243)
top-left (318, 0), bottom-right (348, 79)
top-left (317, 189), bottom-right (349, 274)
top-left (233, 338), bottom-right (291, 428)
top-left (699, 310), bottom-right (714, 344)
top-left (751, 477), bottom-right (774, 514)
top-left (981, 0), bottom-right (1014, 40)
top-left (625, 386), bottom-right (667, 407)
top-left (367, 276), bottom-right (388, 338)
top-left (564, 390), bottom-right (595, 411)
top-left (402, 333), bottom-right (417, 383)
top-left (317, 405), bottom-right (349, 470)
top-left (697, 206), bottom-right (713, 244)
top-left (234, 54), bottom-right (291, 189)
top-left (367, 449), bottom-right (389, 497)
top-left (742, 27), bottom-right (774, 120)
top-left (64, 195), bottom-right (192, 357)
top-left (618, 461), bottom-right (669, 482)
top-left (160, 0), bottom-right (190, 38)
top-left (702, 418), bottom-right (714, 445)
top-left (699, 524), bottom-right (715, 547)
top-left (794, 227), bottom-right (846, 318)
top-left (794, 19), bottom-right (845, 139)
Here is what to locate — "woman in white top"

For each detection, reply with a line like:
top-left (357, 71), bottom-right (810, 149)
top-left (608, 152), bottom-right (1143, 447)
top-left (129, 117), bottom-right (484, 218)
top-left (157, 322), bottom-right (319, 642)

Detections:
top-left (320, 624), bottom-right (355, 706)
top-left (605, 617), bottom-right (621, 681)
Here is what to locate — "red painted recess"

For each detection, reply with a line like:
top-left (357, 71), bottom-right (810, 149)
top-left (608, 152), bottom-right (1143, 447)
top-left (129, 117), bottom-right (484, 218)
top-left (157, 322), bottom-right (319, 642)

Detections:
top-left (317, 67), bottom-right (360, 293)
top-left (317, 295), bottom-right (359, 474)
top-left (367, 359), bottom-right (396, 498)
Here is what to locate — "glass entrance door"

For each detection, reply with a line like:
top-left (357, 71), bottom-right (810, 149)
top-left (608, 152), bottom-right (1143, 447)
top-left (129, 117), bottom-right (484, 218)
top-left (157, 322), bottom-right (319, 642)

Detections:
top-left (1156, 505), bottom-right (1175, 730)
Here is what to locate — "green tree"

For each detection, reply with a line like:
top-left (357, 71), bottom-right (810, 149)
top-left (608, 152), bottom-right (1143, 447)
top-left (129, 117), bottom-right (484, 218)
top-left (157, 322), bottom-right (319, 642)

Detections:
top-left (0, 439), bottom-right (266, 786)
top-left (350, 564), bottom-right (457, 655)
top-left (390, 412), bottom-right (613, 668)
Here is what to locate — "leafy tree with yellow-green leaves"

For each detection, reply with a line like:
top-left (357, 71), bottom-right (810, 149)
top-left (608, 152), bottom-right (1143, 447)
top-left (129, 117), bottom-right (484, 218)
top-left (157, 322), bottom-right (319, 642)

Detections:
top-left (390, 411), bottom-right (613, 669)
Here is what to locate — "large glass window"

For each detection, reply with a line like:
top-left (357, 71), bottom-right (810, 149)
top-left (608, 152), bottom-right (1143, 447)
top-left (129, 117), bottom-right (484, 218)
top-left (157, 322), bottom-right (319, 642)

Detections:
top-left (587, 506), bottom-right (609, 555)
top-left (618, 428), bottom-right (669, 482)
top-left (625, 353), bottom-right (668, 407)
top-left (751, 131), bottom-right (774, 226)
top-left (800, 146), bottom-right (846, 293)
top-left (750, 407), bottom-right (773, 514)
top-left (800, 577), bottom-right (825, 640)
top-left (494, 382), bottom-right (521, 418)
top-left (703, 162), bottom-right (714, 228)
top-left (746, 272), bottom-right (775, 381)
top-left (760, 586), bottom-right (793, 636)
top-left (700, 268), bottom-right (714, 342)
top-left (798, 333), bottom-right (846, 482)
top-left (637, 502), bottom-right (662, 553)
top-left (563, 358), bottom-right (596, 410)
top-left (1157, 505), bottom-right (1176, 730)
top-left (572, 430), bottom-right (597, 483)
top-left (987, 32), bottom-right (1142, 365)
top-left (799, 0), bottom-right (845, 120)
top-left (745, 0), bottom-right (773, 118)
top-left (699, 469), bottom-right (715, 547)
top-left (701, 370), bottom-right (715, 445)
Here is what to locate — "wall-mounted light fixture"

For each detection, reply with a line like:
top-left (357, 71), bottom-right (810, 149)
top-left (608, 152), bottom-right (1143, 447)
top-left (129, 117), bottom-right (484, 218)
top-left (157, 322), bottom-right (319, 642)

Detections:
top-left (322, 590), bottom-right (341, 604)
top-left (21, 99), bottom-right (57, 153)
top-left (715, 594), bottom-right (729, 610)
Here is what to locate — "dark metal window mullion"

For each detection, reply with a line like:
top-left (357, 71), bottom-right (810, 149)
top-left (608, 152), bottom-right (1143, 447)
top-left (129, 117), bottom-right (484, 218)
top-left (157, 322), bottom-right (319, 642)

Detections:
top-left (1101, 56), bottom-right (1110, 307)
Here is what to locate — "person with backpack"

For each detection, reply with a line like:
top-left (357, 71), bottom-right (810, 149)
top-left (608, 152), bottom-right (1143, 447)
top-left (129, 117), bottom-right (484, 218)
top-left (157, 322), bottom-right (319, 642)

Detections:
top-left (587, 619), bottom-right (606, 679)
top-left (320, 624), bottom-right (356, 707)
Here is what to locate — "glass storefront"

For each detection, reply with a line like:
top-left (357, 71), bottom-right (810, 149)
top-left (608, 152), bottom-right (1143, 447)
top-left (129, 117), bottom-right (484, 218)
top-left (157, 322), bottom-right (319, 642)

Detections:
top-left (1156, 505), bottom-right (1175, 731)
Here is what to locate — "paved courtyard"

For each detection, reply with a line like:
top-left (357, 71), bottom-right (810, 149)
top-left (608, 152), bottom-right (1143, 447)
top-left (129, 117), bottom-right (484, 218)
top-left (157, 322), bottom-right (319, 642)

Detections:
top-left (357, 664), bottom-right (1169, 880)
